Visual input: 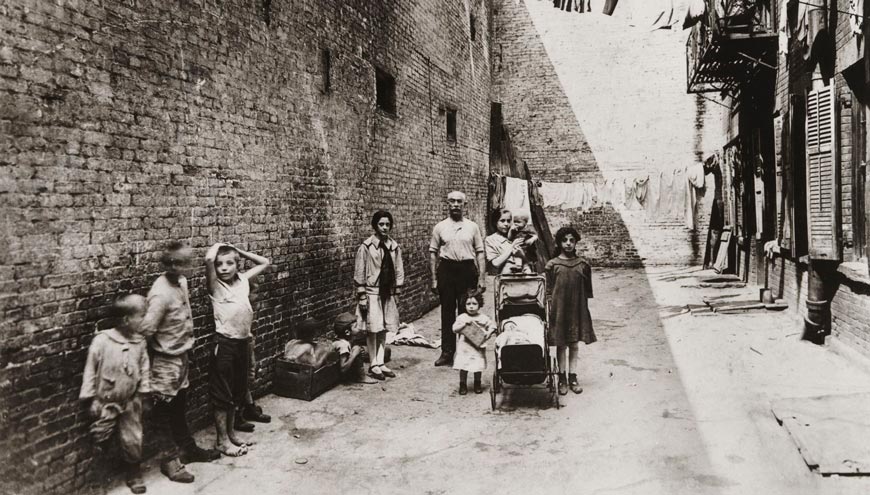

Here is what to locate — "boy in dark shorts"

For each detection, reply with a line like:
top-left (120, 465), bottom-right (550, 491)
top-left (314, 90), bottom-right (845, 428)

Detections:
top-left (205, 242), bottom-right (270, 456)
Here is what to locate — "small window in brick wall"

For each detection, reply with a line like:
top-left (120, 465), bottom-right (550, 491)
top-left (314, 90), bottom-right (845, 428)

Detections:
top-left (376, 68), bottom-right (396, 115)
top-left (260, 0), bottom-right (272, 26)
top-left (470, 14), bottom-right (477, 41)
top-left (446, 108), bottom-right (457, 142)
top-left (321, 48), bottom-right (331, 94)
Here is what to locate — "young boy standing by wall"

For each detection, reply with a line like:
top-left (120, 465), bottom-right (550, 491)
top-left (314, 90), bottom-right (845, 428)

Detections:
top-left (204, 243), bottom-right (270, 456)
top-left (141, 241), bottom-right (219, 483)
top-left (80, 295), bottom-right (151, 494)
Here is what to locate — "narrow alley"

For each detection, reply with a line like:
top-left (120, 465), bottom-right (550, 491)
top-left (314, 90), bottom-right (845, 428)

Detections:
top-left (5, 0), bottom-right (870, 494)
top-left (105, 268), bottom-right (870, 495)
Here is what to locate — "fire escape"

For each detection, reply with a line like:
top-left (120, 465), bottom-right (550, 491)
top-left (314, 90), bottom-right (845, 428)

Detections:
top-left (686, 0), bottom-right (778, 94)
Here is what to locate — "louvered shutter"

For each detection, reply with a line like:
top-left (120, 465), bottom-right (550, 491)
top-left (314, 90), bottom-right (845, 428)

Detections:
top-left (805, 85), bottom-right (841, 260)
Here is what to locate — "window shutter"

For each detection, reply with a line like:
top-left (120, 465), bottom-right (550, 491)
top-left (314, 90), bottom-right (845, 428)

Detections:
top-left (805, 85), bottom-right (841, 260)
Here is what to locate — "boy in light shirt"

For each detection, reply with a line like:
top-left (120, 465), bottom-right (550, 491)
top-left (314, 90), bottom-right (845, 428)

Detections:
top-left (205, 242), bottom-right (270, 456)
top-left (80, 295), bottom-right (150, 494)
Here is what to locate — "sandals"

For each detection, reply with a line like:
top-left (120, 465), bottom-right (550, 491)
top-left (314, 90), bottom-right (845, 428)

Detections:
top-left (217, 443), bottom-right (248, 457)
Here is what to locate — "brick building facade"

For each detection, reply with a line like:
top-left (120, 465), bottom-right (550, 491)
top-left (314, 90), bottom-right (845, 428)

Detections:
top-left (0, 0), bottom-right (492, 492)
top-left (687, 1), bottom-right (870, 357)
top-left (491, 0), bottom-right (729, 266)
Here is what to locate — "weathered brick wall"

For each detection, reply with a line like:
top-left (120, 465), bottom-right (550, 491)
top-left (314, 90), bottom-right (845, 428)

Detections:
top-left (0, 0), bottom-right (491, 492)
top-left (759, 0), bottom-right (870, 358)
top-left (491, 0), bottom-right (727, 266)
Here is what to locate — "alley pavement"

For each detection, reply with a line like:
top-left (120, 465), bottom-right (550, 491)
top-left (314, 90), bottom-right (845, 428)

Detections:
top-left (104, 267), bottom-right (870, 495)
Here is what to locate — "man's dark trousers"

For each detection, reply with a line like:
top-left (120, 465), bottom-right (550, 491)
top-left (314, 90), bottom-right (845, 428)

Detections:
top-left (437, 259), bottom-right (478, 356)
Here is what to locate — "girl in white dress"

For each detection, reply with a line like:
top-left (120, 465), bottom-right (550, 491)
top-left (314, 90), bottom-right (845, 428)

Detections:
top-left (452, 290), bottom-right (496, 394)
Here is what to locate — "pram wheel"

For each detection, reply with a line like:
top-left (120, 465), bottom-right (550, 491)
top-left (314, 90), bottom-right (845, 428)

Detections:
top-left (492, 370), bottom-right (500, 393)
top-left (490, 385), bottom-right (497, 411)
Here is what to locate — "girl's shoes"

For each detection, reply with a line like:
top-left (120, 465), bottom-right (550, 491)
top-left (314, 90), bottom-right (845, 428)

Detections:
top-left (568, 374), bottom-right (583, 394)
top-left (380, 366), bottom-right (396, 378)
top-left (459, 382), bottom-right (468, 395)
top-left (368, 366), bottom-right (385, 381)
top-left (558, 373), bottom-right (568, 395)
top-left (474, 382), bottom-right (482, 394)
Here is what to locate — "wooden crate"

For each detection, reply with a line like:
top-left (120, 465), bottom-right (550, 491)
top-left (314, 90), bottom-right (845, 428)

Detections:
top-left (273, 359), bottom-right (341, 401)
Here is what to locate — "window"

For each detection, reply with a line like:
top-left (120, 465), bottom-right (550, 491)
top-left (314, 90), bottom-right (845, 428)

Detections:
top-left (470, 14), bottom-right (477, 41)
top-left (375, 68), bottom-right (396, 115)
top-left (321, 48), bottom-right (331, 94)
top-left (260, 0), bottom-right (272, 26)
top-left (446, 108), bottom-right (457, 142)
top-left (805, 85), bottom-right (840, 260)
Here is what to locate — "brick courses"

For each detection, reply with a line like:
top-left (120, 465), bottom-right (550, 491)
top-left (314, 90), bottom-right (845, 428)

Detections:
top-left (738, 0), bottom-right (870, 360)
top-left (0, 0), bottom-right (491, 492)
top-left (491, 0), bottom-right (728, 266)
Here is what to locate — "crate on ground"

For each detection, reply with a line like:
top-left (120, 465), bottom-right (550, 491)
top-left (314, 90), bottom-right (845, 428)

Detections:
top-left (273, 358), bottom-right (341, 401)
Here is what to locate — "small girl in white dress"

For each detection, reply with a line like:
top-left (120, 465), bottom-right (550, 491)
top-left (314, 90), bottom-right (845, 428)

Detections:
top-left (452, 290), bottom-right (496, 395)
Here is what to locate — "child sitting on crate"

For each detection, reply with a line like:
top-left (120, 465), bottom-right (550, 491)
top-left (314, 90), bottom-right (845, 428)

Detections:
top-left (506, 212), bottom-right (538, 274)
top-left (452, 290), bottom-right (496, 395)
top-left (283, 317), bottom-right (370, 382)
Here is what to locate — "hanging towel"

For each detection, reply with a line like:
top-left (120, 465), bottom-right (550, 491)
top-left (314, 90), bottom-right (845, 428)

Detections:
top-left (634, 177), bottom-right (650, 206)
top-left (685, 162), bottom-right (706, 230)
top-left (778, 0), bottom-right (790, 54)
top-left (504, 177), bottom-right (532, 219)
top-left (645, 172), bottom-right (661, 220)
top-left (539, 182), bottom-right (563, 208)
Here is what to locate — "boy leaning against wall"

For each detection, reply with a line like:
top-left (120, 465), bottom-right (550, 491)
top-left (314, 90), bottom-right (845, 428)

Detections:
top-left (79, 295), bottom-right (151, 494)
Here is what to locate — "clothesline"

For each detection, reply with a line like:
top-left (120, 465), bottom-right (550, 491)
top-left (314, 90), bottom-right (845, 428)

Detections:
top-left (492, 165), bottom-right (709, 230)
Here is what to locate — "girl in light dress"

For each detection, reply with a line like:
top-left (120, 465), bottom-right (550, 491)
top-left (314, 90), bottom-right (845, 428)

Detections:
top-left (452, 290), bottom-right (496, 395)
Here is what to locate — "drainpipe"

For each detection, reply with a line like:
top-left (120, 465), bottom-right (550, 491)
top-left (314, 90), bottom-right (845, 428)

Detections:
top-left (803, 259), bottom-right (834, 345)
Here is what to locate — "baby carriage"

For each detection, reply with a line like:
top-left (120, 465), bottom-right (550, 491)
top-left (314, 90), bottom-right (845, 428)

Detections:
top-left (490, 273), bottom-right (559, 410)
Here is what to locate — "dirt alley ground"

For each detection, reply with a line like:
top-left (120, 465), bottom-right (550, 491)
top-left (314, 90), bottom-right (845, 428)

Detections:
top-left (106, 266), bottom-right (870, 495)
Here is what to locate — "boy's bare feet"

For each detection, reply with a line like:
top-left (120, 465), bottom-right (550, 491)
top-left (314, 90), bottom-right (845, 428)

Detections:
top-left (228, 433), bottom-right (256, 448)
top-left (216, 440), bottom-right (247, 457)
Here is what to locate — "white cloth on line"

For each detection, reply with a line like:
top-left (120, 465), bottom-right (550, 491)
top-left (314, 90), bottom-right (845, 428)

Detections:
top-left (504, 177), bottom-right (532, 219)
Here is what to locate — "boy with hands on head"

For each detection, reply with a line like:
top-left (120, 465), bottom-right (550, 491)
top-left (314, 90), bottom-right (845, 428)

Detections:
top-left (204, 242), bottom-right (270, 457)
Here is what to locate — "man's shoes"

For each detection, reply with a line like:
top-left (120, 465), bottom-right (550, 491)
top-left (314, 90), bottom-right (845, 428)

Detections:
top-left (242, 403), bottom-right (271, 423)
top-left (160, 458), bottom-right (194, 484)
top-left (234, 412), bottom-right (255, 432)
top-left (434, 353), bottom-right (453, 367)
top-left (180, 444), bottom-right (220, 464)
top-left (380, 366), bottom-right (396, 378)
top-left (125, 463), bottom-right (146, 494)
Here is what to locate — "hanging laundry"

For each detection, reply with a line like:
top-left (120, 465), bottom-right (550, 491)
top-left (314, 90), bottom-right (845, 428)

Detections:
top-left (850, 0), bottom-right (865, 35)
top-left (685, 162), bottom-right (706, 230)
top-left (623, 177), bottom-right (637, 210)
top-left (643, 173), bottom-right (660, 220)
top-left (490, 173), bottom-right (506, 210)
top-left (778, 0), bottom-right (789, 54)
top-left (504, 176), bottom-right (532, 220)
top-left (682, 0), bottom-right (706, 29)
top-left (634, 177), bottom-right (650, 207)
top-left (539, 182), bottom-right (566, 209)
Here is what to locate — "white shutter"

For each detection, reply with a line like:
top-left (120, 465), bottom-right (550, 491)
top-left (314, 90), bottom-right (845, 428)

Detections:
top-left (805, 85), bottom-right (841, 260)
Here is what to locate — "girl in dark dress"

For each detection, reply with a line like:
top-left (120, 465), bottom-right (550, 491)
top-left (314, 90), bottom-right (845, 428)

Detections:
top-left (545, 226), bottom-right (596, 395)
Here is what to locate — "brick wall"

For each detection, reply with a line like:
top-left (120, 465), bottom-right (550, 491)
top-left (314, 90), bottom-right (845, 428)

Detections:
top-left (0, 0), bottom-right (492, 492)
top-left (491, 0), bottom-right (728, 266)
top-left (753, 0), bottom-right (870, 358)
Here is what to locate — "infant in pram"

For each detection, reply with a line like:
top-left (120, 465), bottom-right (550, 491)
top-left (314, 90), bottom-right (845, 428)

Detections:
top-left (494, 314), bottom-right (546, 368)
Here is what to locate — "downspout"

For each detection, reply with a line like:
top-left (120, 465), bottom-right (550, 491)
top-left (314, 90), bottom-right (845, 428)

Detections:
top-left (803, 260), bottom-right (834, 344)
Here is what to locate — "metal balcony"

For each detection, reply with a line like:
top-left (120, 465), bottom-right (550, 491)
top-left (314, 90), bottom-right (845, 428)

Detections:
top-left (686, 0), bottom-right (778, 94)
